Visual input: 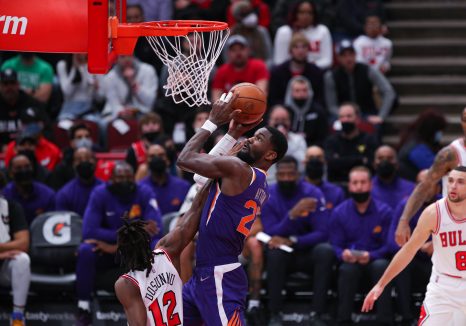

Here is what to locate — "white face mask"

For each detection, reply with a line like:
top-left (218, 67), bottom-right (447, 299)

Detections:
top-left (242, 13), bottom-right (258, 28)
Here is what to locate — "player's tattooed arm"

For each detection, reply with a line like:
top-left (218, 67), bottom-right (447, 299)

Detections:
top-left (396, 146), bottom-right (457, 245)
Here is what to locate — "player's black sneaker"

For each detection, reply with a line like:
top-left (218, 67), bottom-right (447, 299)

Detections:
top-left (246, 306), bottom-right (264, 326)
top-left (75, 308), bottom-right (92, 326)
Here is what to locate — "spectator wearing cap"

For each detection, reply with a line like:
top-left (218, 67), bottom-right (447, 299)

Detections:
top-left (228, 0), bottom-right (273, 64)
top-left (211, 35), bottom-right (269, 102)
top-left (138, 143), bottom-right (190, 215)
top-left (1, 53), bottom-right (54, 104)
top-left (3, 154), bottom-right (55, 225)
top-left (324, 40), bottom-right (396, 126)
top-left (268, 33), bottom-right (324, 107)
top-left (273, 0), bottom-right (333, 69)
top-left (0, 69), bottom-right (45, 148)
top-left (353, 15), bottom-right (393, 74)
top-left (4, 107), bottom-right (61, 171)
top-left (56, 147), bottom-right (103, 217)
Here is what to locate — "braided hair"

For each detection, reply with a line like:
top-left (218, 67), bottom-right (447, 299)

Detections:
top-left (117, 219), bottom-right (155, 277)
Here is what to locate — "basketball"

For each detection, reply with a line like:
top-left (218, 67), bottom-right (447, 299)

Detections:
top-left (230, 83), bottom-right (267, 124)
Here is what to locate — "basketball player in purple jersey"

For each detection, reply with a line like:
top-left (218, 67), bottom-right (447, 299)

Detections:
top-left (177, 92), bottom-right (288, 326)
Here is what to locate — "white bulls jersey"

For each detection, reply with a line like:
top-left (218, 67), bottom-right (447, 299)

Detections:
top-left (432, 198), bottom-right (466, 278)
top-left (121, 248), bottom-right (183, 326)
top-left (442, 138), bottom-right (466, 197)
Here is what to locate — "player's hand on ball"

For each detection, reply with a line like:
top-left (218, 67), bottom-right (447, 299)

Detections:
top-left (209, 92), bottom-right (240, 126)
top-left (228, 118), bottom-right (263, 139)
top-left (361, 284), bottom-right (384, 313)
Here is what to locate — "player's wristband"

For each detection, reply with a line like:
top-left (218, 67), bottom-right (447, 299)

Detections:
top-left (193, 133), bottom-right (237, 186)
top-left (201, 120), bottom-right (218, 134)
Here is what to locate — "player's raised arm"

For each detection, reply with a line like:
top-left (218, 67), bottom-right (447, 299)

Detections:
top-left (156, 182), bottom-right (211, 264)
top-left (396, 146), bottom-right (457, 246)
top-left (362, 203), bottom-right (437, 312)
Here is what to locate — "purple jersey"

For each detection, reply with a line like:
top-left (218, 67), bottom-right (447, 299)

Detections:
top-left (196, 167), bottom-right (269, 267)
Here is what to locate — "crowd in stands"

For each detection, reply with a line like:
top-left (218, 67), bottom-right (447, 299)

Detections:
top-left (0, 1), bottom-right (451, 326)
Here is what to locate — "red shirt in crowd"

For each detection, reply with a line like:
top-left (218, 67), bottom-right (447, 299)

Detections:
top-left (5, 136), bottom-right (62, 171)
top-left (211, 58), bottom-right (269, 93)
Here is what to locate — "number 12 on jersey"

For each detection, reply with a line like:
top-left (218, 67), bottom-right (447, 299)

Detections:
top-left (149, 291), bottom-right (181, 326)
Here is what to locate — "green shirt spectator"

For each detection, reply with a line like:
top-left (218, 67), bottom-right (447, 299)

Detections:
top-left (1, 53), bottom-right (54, 103)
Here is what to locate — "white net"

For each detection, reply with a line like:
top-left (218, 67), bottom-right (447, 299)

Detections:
top-left (146, 25), bottom-right (230, 108)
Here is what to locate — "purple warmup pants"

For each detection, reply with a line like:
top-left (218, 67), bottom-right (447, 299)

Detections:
top-left (76, 242), bottom-right (119, 300)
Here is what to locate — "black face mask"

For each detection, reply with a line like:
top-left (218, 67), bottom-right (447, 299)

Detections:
top-left (13, 169), bottom-right (34, 184)
top-left (306, 159), bottom-right (324, 180)
top-left (341, 122), bottom-right (356, 134)
top-left (149, 157), bottom-right (167, 175)
top-left (108, 181), bottom-right (136, 197)
top-left (143, 132), bottom-right (159, 143)
top-left (293, 98), bottom-right (307, 107)
top-left (278, 181), bottom-right (297, 197)
top-left (76, 161), bottom-right (96, 180)
top-left (350, 191), bottom-right (370, 203)
top-left (376, 160), bottom-right (396, 179)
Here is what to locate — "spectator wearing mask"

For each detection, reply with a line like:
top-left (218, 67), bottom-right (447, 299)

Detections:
top-left (0, 69), bottom-right (44, 147)
top-left (371, 145), bottom-right (415, 210)
top-left (138, 144), bottom-right (190, 215)
top-left (330, 166), bottom-right (393, 325)
top-left (283, 75), bottom-right (327, 145)
top-left (304, 145), bottom-right (345, 210)
top-left (228, 0), bottom-right (273, 64)
top-left (397, 109), bottom-right (447, 181)
top-left (227, 0), bottom-right (271, 29)
top-left (125, 112), bottom-right (165, 172)
top-left (268, 33), bottom-right (324, 107)
top-left (386, 169), bottom-right (438, 325)
top-left (354, 15), bottom-right (393, 74)
top-left (4, 154), bottom-right (55, 225)
top-left (266, 105), bottom-right (307, 183)
top-left (211, 35), bottom-right (269, 102)
top-left (48, 123), bottom-right (100, 190)
top-left (5, 107), bottom-right (61, 171)
top-left (0, 172), bottom-right (30, 326)
top-left (101, 55), bottom-right (158, 124)
top-left (55, 147), bottom-right (103, 217)
top-left (1, 53), bottom-right (54, 104)
top-left (273, 0), bottom-right (333, 69)
top-left (324, 40), bottom-right (396, 126)
top-left (56, 54), bottom-right (102, 121)
top-left (324, 103), bottom-right (378, 183)
top-left (261, 156), bottom-right (333, 326)
top-left (75, 161), bottom-right (162, 325)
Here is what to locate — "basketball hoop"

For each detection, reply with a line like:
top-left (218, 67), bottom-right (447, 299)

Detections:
top-left (112, 19), bottom-right (230, 107)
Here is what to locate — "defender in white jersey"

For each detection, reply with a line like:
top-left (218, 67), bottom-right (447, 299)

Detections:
top-left (114, 182), bottom-right (210, 326)
top-left (362, 167), bottom-right (466, 325)
top-left (396, 107), bottom-right (466, 246)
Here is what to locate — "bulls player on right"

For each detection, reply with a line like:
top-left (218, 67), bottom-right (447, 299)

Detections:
top-left (362, 166), bottom-right (466, 324)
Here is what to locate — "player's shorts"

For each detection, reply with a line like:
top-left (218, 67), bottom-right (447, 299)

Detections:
top-left (183, 262), bottom-right (247, 326)
top-left (419, 270), bottom-right (466, 325)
